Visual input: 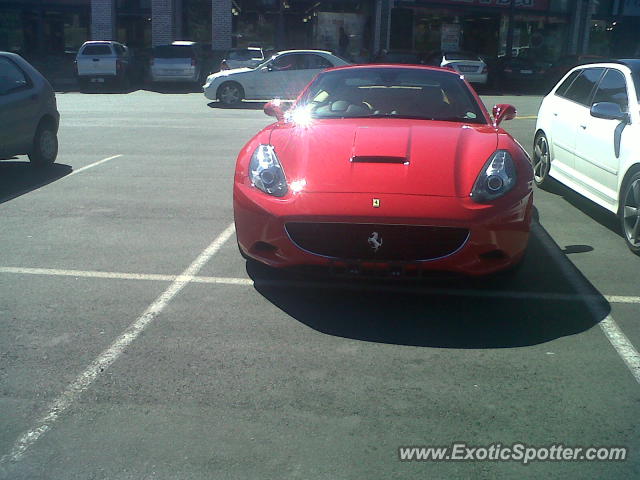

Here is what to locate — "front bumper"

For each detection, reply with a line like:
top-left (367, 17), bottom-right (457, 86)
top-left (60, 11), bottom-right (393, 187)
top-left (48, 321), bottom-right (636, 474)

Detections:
top-left (234, 185), bottom-right (533, 276)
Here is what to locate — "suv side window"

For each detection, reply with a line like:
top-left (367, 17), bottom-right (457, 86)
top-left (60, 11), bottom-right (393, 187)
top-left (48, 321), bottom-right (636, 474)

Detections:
top-left (563, 68), bottom-right (605, 106)
top-left (592, 69), bottom-right (628, 112)
top-left (555, 70), bottom-right (580, 97)
top-left (0, 57), bottom-right (31, 95)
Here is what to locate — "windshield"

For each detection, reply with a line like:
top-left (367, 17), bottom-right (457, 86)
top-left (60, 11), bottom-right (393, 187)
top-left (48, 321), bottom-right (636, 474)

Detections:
top-left (296, 67), bottom-right (485, 123)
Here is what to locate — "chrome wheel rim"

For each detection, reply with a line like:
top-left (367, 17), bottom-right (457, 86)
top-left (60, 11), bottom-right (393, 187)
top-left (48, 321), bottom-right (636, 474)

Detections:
top-left (533, 135), bottom-right (549, 183)
top-left (220, 85), bottom-right (240, 104)
top-left (623, 179), bottom-right (640, 247)
top-left (40, 129), bottom-right (57, 161)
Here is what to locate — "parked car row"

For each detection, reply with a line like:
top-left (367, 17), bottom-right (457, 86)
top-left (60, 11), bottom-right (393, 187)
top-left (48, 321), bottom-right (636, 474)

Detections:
top-left (74, 40), bottom-right (217, 89)
top-left (70, 38), bottom-right (616, 96)
top-left (3, 48), bottom-right (638, 259)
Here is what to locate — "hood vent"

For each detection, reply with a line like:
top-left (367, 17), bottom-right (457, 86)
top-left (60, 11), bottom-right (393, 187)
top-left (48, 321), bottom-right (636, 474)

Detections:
top-left (350, 156), bottom-right (408, 164)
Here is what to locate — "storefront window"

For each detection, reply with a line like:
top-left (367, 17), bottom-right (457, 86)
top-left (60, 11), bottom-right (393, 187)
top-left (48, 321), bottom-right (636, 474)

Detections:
top-left (499, 13), bottom-right (568, 60)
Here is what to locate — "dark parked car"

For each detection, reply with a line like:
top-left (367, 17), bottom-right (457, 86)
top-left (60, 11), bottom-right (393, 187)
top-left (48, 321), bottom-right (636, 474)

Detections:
top-left (0, 52), bottom-right (59, 167)
top-left (492, 56), bottom-right (551, 91)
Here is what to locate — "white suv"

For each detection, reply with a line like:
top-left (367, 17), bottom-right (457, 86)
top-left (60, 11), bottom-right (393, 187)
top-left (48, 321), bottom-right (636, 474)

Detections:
top-left (533, 60), bottom-right (640, 254)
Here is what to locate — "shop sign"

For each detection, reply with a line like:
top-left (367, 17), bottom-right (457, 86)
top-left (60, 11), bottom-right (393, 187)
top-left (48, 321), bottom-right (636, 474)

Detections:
top-left (441, 24), bottom-right (461, 51)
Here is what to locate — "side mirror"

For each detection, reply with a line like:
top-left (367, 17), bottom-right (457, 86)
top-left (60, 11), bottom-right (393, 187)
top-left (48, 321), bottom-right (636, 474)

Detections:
top-left (264, 101), bottom-right (285, 122)
top-left (590, 102), bottom-right (629, 123)
top-left (492, 103), bottom-right (517, 127)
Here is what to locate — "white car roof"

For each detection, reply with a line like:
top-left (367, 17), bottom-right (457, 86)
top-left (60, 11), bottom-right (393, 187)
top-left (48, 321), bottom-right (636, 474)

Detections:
top-left (172, 41), bottom-right (197, 46)
top-left (568, 62), bottom-right (630, 72)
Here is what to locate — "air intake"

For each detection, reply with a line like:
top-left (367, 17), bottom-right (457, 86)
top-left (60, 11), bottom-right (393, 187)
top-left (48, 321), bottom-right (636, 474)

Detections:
top-left (350, 156), bottom-right (408, 164)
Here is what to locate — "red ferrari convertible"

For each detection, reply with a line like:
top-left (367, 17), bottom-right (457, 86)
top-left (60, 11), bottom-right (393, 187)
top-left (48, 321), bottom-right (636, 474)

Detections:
top-left (234, 65), bottom-right (533, 276)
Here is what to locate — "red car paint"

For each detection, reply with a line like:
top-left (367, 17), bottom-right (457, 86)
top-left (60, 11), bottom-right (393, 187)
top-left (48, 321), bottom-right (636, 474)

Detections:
top-left (233, 65), bottom-right (533, 276)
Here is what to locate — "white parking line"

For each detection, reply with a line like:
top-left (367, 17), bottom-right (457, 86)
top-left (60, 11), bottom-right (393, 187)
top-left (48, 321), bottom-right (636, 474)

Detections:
top-left (532, 223), bottom-right (640, 384)
top-left (1, 266), bottom-right (639, 304)
top-left (67, 154), bottom-right (122, 177)
top-left (0, 223), bottom-right (235, 465)
top-left (0, 266), bottom-right (175, 282)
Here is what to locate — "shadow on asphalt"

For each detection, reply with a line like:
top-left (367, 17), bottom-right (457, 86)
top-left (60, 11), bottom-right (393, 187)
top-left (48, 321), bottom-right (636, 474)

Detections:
top-left (245, 216), bottom-right (607, 349)
top-left (140, 83), bottom-right (203, 94)
top-left (0, 161), bottom-right (72, 204)
top-left (54, 82), bottom-right (203, 95)
top-left (207, 101), bottom-right (267, 110)
top-left (538, 179), bottom-right (622, 237)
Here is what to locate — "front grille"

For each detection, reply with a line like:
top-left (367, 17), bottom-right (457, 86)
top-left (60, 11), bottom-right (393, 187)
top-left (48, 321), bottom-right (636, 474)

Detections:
top-left (285, 223), bottom-right (469, 261)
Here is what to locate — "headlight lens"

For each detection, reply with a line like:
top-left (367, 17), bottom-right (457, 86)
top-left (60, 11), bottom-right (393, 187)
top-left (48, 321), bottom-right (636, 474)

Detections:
top-left (470, 150), bottom-right (517, 203)
top-left (249, 144), bottom-right (288, 197)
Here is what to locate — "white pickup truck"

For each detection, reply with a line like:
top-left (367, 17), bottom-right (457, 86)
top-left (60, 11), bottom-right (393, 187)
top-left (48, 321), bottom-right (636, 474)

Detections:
top-left (75, 41), bottom-right (132, 89)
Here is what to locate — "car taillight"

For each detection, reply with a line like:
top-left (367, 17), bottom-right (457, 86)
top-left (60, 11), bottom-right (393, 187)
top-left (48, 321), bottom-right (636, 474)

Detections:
top-left (220, 60), bottom-right (229, 70)
top-left (482, 65), bottom-right (488, 74)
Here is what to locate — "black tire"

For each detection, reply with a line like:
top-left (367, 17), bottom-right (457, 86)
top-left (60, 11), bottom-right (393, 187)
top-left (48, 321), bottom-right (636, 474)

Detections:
top-left (28, 121), bottom-right (58, 167)
top-left (620, 171), bottom-right (640, 256)
top-left (217, 82), bottom-right (244, 106)
top-left (532, 132), bottom-right (552, 189)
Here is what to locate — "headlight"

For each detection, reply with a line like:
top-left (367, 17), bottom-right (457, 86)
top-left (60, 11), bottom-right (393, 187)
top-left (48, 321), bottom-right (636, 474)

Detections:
top-left (470, 150), bottom-right (517, 203)
top-left (249, 144), bottom-right (288, 197)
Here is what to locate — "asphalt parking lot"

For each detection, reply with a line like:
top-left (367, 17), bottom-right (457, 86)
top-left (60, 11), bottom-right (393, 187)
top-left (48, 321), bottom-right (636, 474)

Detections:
top-left (0, 90), bottom-right (639, 479)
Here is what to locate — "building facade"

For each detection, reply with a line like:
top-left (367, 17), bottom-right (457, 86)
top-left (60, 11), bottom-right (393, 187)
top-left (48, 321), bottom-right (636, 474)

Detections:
top-left (1, 0), bottom-right (638, 59)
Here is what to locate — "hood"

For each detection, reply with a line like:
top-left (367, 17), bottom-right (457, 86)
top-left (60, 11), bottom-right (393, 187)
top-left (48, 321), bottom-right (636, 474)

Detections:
top-left (269, 119), bottom-right (498, 197)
